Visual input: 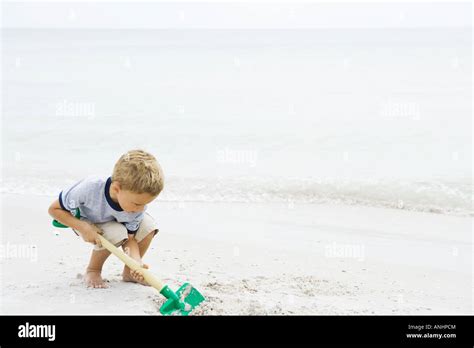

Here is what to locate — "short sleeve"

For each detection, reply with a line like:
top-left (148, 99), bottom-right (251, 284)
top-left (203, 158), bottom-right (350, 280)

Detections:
top-left (58, 179), bottom-right (89, 213)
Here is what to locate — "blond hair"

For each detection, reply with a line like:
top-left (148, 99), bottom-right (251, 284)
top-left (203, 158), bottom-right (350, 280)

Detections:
top-left (112, 149), bottom-right (164, 196)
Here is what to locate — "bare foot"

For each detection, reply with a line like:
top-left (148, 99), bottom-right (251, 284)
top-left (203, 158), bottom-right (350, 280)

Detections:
top-left (84, 270), bottom-right (108, 289)
top-left (122, 264), bottom-right (150, 286)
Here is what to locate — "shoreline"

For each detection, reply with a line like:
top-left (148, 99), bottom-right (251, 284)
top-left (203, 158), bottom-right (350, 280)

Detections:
top-left (0, 194), bottom-right (471, 315)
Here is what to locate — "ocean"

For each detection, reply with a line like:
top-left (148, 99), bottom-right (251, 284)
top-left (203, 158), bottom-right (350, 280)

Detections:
top-left (1, 28), bottom-right (472, 215)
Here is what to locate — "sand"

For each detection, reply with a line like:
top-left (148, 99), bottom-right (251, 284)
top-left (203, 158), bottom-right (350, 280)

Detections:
top-left (0, 193), bottom-right (471, 315)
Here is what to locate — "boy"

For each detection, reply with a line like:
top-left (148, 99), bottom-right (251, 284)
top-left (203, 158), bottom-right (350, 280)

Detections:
top-left (48, 149), bottom-right (164, 289)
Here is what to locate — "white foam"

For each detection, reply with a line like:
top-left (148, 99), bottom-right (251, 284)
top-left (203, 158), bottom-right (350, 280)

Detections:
top-left (1, 175), bottom-right (471, 216)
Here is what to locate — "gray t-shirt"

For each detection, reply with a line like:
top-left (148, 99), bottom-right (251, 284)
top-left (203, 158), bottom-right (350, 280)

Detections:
top-left (59, 176), bottom-right (145, 233)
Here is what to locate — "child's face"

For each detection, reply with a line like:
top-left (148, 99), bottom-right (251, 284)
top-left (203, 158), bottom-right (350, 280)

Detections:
top-left (115, 188), bottom-right (157, 213)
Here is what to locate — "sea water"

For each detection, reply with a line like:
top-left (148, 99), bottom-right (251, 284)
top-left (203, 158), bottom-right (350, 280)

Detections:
top-left (1, 28), bottom-right (472, 215)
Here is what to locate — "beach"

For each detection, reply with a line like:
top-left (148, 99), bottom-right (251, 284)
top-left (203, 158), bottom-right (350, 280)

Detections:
top-left (1, 193), bottom-right (471, 315)
top-left (1, 27), bottom-right (472, 315)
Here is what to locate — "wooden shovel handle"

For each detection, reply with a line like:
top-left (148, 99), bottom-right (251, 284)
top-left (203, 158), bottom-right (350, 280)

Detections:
top-left (97, 235), bottom-right (165, 292)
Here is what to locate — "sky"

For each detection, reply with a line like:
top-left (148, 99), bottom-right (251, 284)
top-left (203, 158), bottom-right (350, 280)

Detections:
top-left (1, 1), bottom-right (472, 29)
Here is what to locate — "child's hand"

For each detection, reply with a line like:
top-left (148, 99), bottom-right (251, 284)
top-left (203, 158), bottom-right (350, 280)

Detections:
top-left (78, 222), bottom-right (103, 247)
top-left (130, 263), bottom-right (149, 283)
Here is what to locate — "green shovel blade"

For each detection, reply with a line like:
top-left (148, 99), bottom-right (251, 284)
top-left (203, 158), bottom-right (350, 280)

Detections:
top-left (159, 283), bottom-right (205, 316)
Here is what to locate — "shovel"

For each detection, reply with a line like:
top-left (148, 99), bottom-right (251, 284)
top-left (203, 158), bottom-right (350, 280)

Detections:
top-left (52, 214), bottom-right (205, 316)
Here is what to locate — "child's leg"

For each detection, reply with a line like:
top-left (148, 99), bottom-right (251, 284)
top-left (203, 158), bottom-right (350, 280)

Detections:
top-left (122, 230), bottom-right (156, 285)
top-left (138, 229), bottom-right (155, 257)
top-left (84, 221), bottom-right (128, 289)
top-left (84, 249), bottom-right (111, 288)
top-left (122, 213), bottom-right (159, 285)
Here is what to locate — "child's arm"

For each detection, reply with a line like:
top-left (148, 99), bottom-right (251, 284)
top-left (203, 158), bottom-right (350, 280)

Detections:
top-left (48, 199), bottom-right (102, 246)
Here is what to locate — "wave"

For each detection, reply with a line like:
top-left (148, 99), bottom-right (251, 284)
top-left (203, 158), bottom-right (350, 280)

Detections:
top-left (1, 176), bottom-right (472, 216)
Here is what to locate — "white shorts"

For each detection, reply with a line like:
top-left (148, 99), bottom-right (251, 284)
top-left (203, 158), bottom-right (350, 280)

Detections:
top-left (81, 213), bottom-right (159, 251)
